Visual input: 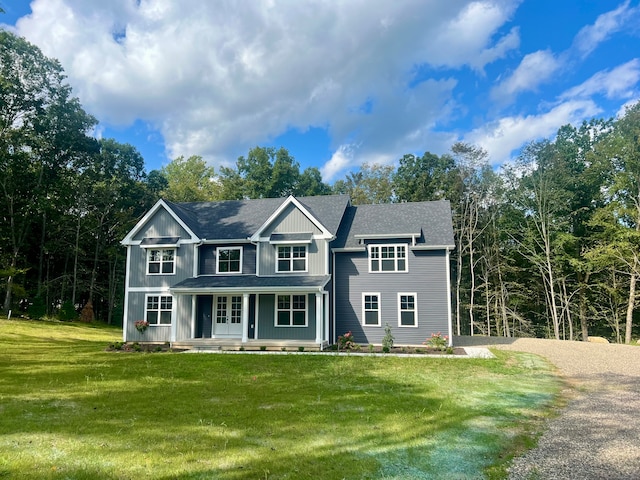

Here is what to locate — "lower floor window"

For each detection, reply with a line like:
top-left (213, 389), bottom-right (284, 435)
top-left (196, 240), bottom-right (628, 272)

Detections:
top-left (398, 293), bottom-right (417, 326)
top-left (276, 294), bottom-right (306, 326)
top-left (363, 293), bottom-right (380, 326)
top-left (146, 295), bottom-right (172, 325)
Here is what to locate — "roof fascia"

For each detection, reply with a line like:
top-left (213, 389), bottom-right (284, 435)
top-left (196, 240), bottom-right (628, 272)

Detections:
top-left (121, 199), bottom-right (199, 245)
top-left (249, 195), bottom-right (333, 242)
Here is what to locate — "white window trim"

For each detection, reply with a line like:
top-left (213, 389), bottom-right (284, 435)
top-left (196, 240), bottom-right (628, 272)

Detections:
top-left (274, 294), bottom-right (308, 327)
top-left (215, 246), bottom-right (243, 275)
top-left (146, 248), bottom-right (176, 276)
top-left (397, 292), bottom-right (418, 328)
top-left (368, 244), bottom-right (408, 273)
top-left (144, 294), bottom-right (173, 326)
top-left (275, 245), bottom-right (308, 273)
top-left (362, 292), bottom-right (381, 327)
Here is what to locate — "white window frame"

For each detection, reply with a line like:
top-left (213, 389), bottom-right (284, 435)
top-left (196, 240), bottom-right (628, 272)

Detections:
top-left (145, 294), bottom-right (173, 326)
top-left (368, 244), bottom-right (408, 273)
top-left (147, 248), bottom-right (175, 275)
top-left (216, 246), bottom-right (243, 274)
top-left (275, 294), bottom-right (307, 327)
top-left (276, 245), bottom-right (308, 273)
top-left (397, 292), bottom-right (418, 327)
top-left (362, 292), bottom-right (381, 327)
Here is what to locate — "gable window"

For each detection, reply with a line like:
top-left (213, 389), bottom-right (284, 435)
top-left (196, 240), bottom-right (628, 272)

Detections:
top-left (147, 249), bottom-right (175, 274)
top-left (398, 293), bottom-right (417, 327)
top-left (362, 293), bottom-right (381, 326)
top-left (146, 295), bottom-right (172, 325)
top-left (276, 294), bottom-right (307, 326)
top-left (368, 245), bottom-right (407, 272)
top-left (276, 245), bottom-right (307, 272)
top-left (217, 247), bottom-right (242, 274)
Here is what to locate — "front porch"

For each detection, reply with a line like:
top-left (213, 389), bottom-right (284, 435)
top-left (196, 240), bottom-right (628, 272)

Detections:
top-left (171, 338), bottom-right (329, 352)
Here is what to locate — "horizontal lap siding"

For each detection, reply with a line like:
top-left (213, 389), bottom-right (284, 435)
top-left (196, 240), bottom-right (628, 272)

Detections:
top-left (257, 294), bottom-right (316, 340)
top-left (334, 250), bottom-right (450, 345)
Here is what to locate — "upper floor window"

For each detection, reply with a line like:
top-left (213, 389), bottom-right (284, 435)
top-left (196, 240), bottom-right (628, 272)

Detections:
top-left (276, 245), bottom-right (307, 272)
top-left (147, 249), bottom-right (175, 275)
top-left (146, 295), bottom-right (172, 325)
top-left (217, 247), bottom-right (242, 274)
top-left (368, 245), bottom-right (407, 272)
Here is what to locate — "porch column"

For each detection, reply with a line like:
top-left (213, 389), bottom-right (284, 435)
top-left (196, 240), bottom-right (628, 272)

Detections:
top-left (242, 293), bottom-right (249, 343)
top-left (324, 293), bottom-right (329, 344)
top-left (315, 292), bottom-right (323, 344)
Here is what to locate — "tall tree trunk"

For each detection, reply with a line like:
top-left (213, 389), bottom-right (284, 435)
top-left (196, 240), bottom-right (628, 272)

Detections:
top-left (625, 271), bottom-right (637, 344)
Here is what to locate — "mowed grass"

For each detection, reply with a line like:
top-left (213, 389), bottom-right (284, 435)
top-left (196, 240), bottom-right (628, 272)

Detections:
top-left (0, 319), bottom-right (560, 479)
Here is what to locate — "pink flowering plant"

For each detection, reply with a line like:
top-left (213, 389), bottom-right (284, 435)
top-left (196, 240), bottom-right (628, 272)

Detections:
top-left (337, 331), bottom-right (357, 351)
top-left (134, 320), bottom-right (149, 333)
top-left (424, 332), bottom-right (448, 351)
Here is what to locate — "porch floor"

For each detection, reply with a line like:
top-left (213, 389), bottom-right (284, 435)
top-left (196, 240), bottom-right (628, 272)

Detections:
top-left (171, 338), bottom-right (328, 352)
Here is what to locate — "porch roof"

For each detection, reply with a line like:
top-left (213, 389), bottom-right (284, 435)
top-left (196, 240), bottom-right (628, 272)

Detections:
top-left (170, 274), bottom-right (331, 293)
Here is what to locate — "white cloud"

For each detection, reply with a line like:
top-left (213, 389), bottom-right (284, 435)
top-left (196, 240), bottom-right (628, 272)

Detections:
top-left (464, 100), bottom-right (602, 165)
top-left (572, 0), bottom-right (640, 58)
top-left (12, 0), bottom-right (520, 175)
top-left (491, 50), bottom-right (560, 102)
top-left (560, 59), bottom-right (640, 100)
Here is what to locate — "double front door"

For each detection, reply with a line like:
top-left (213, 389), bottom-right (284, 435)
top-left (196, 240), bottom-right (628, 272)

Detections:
top-left (196, 295), bottom-right (243, 338)
top-left (214, 295), bottom-right (242, 336)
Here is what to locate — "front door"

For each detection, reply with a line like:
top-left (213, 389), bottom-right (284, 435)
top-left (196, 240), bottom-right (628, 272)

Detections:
top-left (214, 295), bottom-right (243, 337)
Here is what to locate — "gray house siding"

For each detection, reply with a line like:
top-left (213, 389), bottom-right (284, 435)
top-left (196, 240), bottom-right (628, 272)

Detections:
top-left (128, 244), bottom-right (195, 288)
top-left (125, 291), bottom-right (173, 343)
top-left (262, 203), bottom-right (323, 236)
top-left (258, 239), bottom-right (327, 276)
top-left (132, 208), bottom-right (191, 241)
top-left (334, 249), bottom-right (450, 345)
top-left (198, 244), bottom-right (256, 275)
top-left (256, 294), bottom-right (316, 340)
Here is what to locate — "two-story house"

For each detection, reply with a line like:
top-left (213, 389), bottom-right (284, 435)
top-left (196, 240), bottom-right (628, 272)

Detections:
top-left (120, 194), bottom-right (454, 349)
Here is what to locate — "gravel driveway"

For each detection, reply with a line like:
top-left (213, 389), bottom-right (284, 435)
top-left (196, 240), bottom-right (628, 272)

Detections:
top-left (455, 336), bottom-right (640, 479)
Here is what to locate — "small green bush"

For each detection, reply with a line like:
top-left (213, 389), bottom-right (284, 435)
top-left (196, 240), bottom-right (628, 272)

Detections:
top-left (58, 300), bottom-right (78, 321)
top-left (382, 323), bottom-right (394, 351)
top-left (298, 346), bottom-right (305, 352)
top-left (27, 296), bottom-right (46, 320)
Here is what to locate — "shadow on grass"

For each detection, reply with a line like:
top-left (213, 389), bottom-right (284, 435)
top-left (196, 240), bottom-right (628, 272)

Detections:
top-left (0, 321), bottom-right (559, 479)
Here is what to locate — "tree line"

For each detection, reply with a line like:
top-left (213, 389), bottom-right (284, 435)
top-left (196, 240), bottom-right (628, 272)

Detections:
top-left (2, 30), bottom-right (639, 342)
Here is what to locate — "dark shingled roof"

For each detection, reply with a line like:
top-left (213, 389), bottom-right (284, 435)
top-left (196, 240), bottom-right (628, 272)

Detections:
top-left (171, 275), bottom-right (331, 291)
top-left (333, 200), bottom-right (455, 249)
top-left (164, 195), bottom-right (350, 240)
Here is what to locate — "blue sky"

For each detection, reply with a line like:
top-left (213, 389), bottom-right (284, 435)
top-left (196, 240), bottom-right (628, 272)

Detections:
top-left (3, 1), bottom-right (640, 182)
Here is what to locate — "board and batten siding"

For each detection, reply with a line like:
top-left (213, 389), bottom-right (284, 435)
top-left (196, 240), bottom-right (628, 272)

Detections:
top-left (198, 244), bottom-right (256, 275)
top-left (256, 294), bottom-right (316, 340)
top-left (132, 208), bottom-right (192, 241)
top-left (127, 244), bottom-right (195, 288)
top-left (262, 203), bottom-right (323, 236)
top-left (125, 291), bottom-right (192, 342)
top-left (258, 239), bottom-right (326, 276)
top-left (334, 249), bottom-right (450, 345)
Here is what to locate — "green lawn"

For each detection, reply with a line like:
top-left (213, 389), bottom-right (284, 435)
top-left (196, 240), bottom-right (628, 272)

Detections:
top-left (0, 319), bottom-right (560, 479)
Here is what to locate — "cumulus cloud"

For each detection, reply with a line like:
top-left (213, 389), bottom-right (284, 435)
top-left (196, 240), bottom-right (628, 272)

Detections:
top-left (560, 59), bottom-right (640, 100)
top-left (11, 0), bottom-right (520, 178)
top-left (491, 50), bottom-right (560, 102)
top-left (464, 100), bottom-right (602, 165)
top-left (572, 0), bottom-right (640, 58)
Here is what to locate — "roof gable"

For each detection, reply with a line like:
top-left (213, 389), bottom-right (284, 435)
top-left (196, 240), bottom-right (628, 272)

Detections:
top-left (121, 199), bottom-right (199, 245)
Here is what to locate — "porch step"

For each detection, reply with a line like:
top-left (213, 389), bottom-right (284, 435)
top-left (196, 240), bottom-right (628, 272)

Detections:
top-left (190, 345), bottom-right (222, 352)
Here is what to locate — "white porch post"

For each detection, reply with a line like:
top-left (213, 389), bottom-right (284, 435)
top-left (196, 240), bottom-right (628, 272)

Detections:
top-left (242, 293), bottom-right (249, 343)
top-left (324, 292), bottom-right (329, 344)
top-left (315, 293), bottom-right (323, 344)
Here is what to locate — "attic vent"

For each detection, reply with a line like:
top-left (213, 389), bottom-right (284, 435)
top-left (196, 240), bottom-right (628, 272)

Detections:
top-left (269, 233), bottom-right (313, 244)
top-left (139, 237), bottom-right (180, 248)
